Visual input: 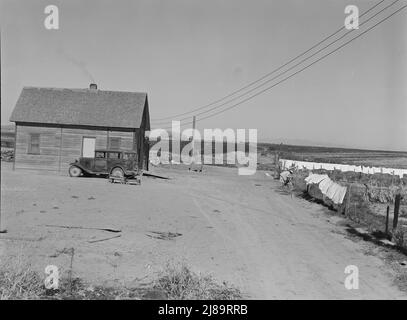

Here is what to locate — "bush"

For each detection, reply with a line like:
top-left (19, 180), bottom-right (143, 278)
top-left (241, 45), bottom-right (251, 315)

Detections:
top-left (392, 228), bottom-right (406, 248)
top-left (1, 258), bottom-right (243, 300)
top-left (154, 263), bottom-right (242, 300)
top-left (0, 148), bottom-right (14, 162)
top-left (0, 260), bottom-right (44, 300)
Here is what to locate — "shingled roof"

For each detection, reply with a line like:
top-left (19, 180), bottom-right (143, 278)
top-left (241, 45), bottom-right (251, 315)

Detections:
top-left (10, 87), bottom-right (149, 129)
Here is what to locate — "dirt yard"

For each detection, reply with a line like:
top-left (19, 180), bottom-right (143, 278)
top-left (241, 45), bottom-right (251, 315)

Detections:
top-left (1, 162), bottom-right (406, 299)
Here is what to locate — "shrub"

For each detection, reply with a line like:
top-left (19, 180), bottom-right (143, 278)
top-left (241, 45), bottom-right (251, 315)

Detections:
top-left (154, 263), bottom-right (242, 300)
top-left (0, 259), bottom-right (44, 300)
top-left (392, 228), bottom-right (406, 248)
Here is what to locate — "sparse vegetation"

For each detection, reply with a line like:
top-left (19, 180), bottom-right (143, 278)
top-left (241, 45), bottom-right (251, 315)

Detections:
top-left (0, 258), bottom-right (242, 300)
top-left (154, 263), bottom-right (243, 300)
top-left (289, 167), bottom-right (407, 252)
top-left (393, 228), bottom-right (406, 248)
top-left (0, 259), bottom-right (44, 300)
top-left (0, 148), bottom-right (14, 162)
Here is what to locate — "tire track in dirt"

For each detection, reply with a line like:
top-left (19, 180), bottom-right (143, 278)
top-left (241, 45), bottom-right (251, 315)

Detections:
top-left (191, 196), bottom-right (276, 298)
top-left (260, 181), bottom-right (405, 298)
top-left (185, 171), bottom-right (406, 299)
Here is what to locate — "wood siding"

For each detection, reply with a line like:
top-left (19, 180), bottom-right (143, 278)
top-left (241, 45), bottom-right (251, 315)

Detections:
top-left (15, 125), bottom-right (61, 172)
top-left (108, 130), bottom-right (134, 150)
top-left (59, 127), bottom-right (108, 174)
top-left (14, 124), bottom-right (144, 175)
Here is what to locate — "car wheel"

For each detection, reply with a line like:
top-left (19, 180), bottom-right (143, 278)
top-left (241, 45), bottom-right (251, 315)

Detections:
top-left (69, 166), bottom-right (82, 177)
top-left (111, 167), bottom-right (124, 178)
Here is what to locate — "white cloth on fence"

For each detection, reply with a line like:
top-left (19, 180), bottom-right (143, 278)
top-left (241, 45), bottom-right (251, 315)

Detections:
top-left (304, 174), bottom-right (348, 204)
top-left (280, 171), bottom-right (291, 183)
top-left (318, 177), bottom-right (334, 195)
top-left (280, 159), bottom-right (406, 178)
top-left (284, 160), bottom-right (292, 169)
top-left (354, 166), bottom-right (362, 173)
top-left (372, 167), bottom-right (381, 174)
top-left (305, 174), bottom-right (329, 185)
top-left (308, 162), bottom-right (317, 170)
top-left (337, 164), bottom-right (347, 172)
top-left (324, 164), bottom-right (336, 171)
top-left (394, 169), bottom-right (406, 178)
top-left (327, 183), bottom-right (347, 204)
top-left (325, 183), bottom-right (337, 200)
top-left (382, 168), bottom-right (392, 174)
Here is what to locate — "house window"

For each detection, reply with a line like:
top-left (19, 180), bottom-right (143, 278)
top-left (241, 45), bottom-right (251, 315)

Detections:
top-left (109, 137), bottom-right (121, 149)
top-left (28, 133), bottom-right (40, 154)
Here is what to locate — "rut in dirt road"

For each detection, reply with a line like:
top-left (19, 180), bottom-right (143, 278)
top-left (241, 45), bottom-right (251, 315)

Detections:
top-left (187, 171), bottom-right (406, 299)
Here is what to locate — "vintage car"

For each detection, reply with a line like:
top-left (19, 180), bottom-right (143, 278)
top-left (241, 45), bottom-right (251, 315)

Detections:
top-left (69, 149), bottom-right (139, 178)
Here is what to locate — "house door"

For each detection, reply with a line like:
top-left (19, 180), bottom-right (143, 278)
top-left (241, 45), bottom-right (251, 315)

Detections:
top-left (82, 137), bottom-right (96, 157)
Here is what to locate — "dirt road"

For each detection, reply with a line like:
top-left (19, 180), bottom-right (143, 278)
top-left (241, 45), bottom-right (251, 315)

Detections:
top-left (1, 162), bottom-right (405, 299)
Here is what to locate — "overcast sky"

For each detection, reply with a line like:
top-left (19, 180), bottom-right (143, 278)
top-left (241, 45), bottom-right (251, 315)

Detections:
top-left (1, 0), bottom-right (406, 151)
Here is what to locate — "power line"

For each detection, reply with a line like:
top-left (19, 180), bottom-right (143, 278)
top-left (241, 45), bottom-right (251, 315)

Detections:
top-left (153, 0), bottom-right (400, 127)
top-left (154, 4), bottom-right (406, 130)
top-left (194, 5), bottom-right (407, 124)
top-left (151, 0), bottom-right (387, 123)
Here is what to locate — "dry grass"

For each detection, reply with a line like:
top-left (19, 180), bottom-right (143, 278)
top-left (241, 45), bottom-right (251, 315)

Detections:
top-left (291, 169), bottom-right (407, 251)
top-left (153, 263), bottom-right (243, 300)
top-left (393, 228), bottom-right (406, 248)
top-left (0, 258), bottom-right (44, 300)
top-left (0, 257), bottom-right (243, 300)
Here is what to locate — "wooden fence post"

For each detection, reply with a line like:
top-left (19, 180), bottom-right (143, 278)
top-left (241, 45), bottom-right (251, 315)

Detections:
top-left (393, 193), bottom-right (401, 230)
top-left (274, 152), bottom-right (280, 179)
top-left (385, 205), bottom-right (390, 235)
top-left (345, 184), bottom-right (352, 216)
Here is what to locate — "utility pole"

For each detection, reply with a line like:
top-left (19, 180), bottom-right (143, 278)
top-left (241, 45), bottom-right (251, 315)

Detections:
top-left (189, 116), bottom-right (196, 171)
top-left (0, 29), bottom-right (7, 233)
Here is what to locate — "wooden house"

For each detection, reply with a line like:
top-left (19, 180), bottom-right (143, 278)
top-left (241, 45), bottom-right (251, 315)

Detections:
top-left (9, 84), bottom-right (150, 174)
